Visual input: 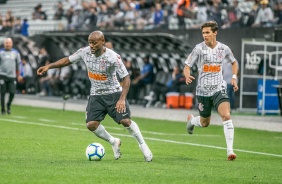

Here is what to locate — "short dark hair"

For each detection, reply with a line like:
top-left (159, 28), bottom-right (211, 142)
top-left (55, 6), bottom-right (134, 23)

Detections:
top-left (22, 55), bottom-right (29, 61)
top-left (201, 21), bottom-right (218, 32)
top-left (144, 54), bottom-right (150, 60)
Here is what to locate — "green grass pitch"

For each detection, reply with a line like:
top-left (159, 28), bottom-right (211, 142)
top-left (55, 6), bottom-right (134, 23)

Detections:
top-left (0, 105), bottom-right (281, 184)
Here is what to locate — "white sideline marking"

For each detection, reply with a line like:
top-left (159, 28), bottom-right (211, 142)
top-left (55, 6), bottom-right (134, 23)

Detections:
top-left (1, 118), bottom-right (282, 158)
top-left (12, 116), bottom-right (26, 119)
top-left (71, 122), bottom-right (221, 137)
top-left (38, 119), bottom-right (56, 123)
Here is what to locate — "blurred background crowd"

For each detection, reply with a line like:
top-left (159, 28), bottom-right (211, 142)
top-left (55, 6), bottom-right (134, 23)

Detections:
top-left (0, 0), bottom-right (282, 36)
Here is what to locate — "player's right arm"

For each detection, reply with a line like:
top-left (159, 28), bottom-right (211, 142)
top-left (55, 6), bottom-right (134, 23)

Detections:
top-left (183, 65), bottom-right (195, 84)
top-left (37, 57), bottom-right (71, 76)
top-left (184, 47), bottom-right (199, 85)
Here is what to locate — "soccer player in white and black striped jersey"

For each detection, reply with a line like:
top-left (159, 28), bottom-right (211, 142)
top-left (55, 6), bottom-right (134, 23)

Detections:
top-left (37, 31), bottom-right (153, 162)
top-left (183, 21), bottom-right (239, 161)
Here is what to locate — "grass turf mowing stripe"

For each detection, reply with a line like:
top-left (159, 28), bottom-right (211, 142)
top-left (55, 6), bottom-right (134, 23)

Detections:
top-left (1, 117), bottom-right (282, 158)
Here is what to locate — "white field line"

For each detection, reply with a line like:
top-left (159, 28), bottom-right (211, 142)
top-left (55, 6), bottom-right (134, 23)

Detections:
top-left (12, 115), bottom-right (27, 119)
top-left (1, 118), bottom-right (282, 158)
top-left (70, 122), bottom-right (221, 137)
top-left (38, 118), bottom-right (56, 123)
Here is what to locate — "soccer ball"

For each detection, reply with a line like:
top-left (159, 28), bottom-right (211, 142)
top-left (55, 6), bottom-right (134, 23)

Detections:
top-left (85, 143), bottom-right (105, 161)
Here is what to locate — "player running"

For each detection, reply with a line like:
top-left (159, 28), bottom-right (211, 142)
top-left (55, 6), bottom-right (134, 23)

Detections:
top-left (183, 21), bottom-right (239, 161)
top-left (37, 31), bottom-right (153, 162)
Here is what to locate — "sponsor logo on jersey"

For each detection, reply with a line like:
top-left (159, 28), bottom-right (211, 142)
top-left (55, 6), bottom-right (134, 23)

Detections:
top-left (204, 84), bottom-right (218, 91)
top-left (88, 71), bottom-right (107, 80)
top-left (202, 64), bottom-right (221, 73)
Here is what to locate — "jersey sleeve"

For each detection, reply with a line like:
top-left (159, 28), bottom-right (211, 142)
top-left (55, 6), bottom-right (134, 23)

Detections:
top-left (69, 48), bottom-right (84, 64)
top-left (16, 52), bottom-right (21, 63)
top-left (16, 52), bottom-right (21, 72)
top-left (225, 46), bottom-right (236, 64)
top-left (115, 54), bottom-right (128, 79)
top-left (185, 47), bottom-right (199, 67)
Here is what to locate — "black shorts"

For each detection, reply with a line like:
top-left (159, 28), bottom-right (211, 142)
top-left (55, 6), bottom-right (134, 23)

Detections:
top-left (0, 75), bottom-right (16, 94)
top-left (197, 90), bottom-right (229, 118)
top-left (86, 92), bottom-right (131, 123)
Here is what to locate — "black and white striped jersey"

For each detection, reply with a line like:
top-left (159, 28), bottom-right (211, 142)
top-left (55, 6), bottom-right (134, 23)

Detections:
top-left (185, 41), bottom-right (236, 97)
top-left (69, 46), bottom-right (128, 95)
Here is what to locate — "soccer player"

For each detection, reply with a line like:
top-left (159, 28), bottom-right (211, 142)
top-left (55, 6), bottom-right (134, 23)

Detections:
top-left (0, 38), bottom-right (21, 115)
top-left (183, 21), bottom-right (239, 161)
top-left (37, 31), bottom-right (153, 162)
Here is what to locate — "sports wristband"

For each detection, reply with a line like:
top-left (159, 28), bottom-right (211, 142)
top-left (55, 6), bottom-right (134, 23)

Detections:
top-left (232, 74), bottom-right (237, 80)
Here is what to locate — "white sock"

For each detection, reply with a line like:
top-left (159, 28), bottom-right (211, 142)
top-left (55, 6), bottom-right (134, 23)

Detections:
top-left (126, 120), bottom-right (145, 145)
top-left (223, 120), bottom-right (234, 152)
top-left (93, 124), bottom-right (115, 145)
top-left (191, 116), bottom-right (202, 127)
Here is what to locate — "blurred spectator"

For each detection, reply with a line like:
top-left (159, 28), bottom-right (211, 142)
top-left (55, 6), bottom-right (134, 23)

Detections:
top-left (105, 41), bottom-right (113, 49)
top-left (274, 1), bottom-right (282, 25)
top-left (144, 66), bottom-right (185, 107)
top-left (252, 0), bottom-right (274, 27)
top-left (66, 0), bottom-right (79, 8)
top-left (5, 10), bottom-right (14, 24)
top-left (131, 55), bottom-right (155, 103)
top-left (153, 3), bottom-right (164, 28)
top-left (195, 0), bottom-right (208, 26)
top-left (160, 0), bottom-right (174, 29)
top-left (32, 4), bottom-right (48, 20)
top-left (65, 6), bottom-right (74, 27)
top-left (36, 47), bottom-right (50, 93)
top-left (53, 1), bottom-right (65, 20)
top-left (227, 0), bottom-right (242, 28)
top-left (38, 47), bottom-right (50, 68)
top-left (125, 59), bottom-right (140, 103)
top-left (0, 20), bottom-right (13, 33)
top-left (21, 19), bottom-right (29, 37)
top-left (17, 56), bottom-right (33, 94)
top-left (12, 17), bottom-right (21, 34)
top-left (113, 8), bottom-right (125, 29)
top-left (39, 63), bottom-right (58, 96)
top-left (69, 6), bottom-right (86, 31)
top-left (49, 66), bottom-right (71, 96)
top-left (83, 7), bottom-right (98, 30)
top-left (206, 0), bottom-right (228, 28)
top-left (176, 0), bottom-right (190, 29)
top-left (97, 4), bottom-right (112, 29)
top-left (123, 3), bottom-right (136, 30)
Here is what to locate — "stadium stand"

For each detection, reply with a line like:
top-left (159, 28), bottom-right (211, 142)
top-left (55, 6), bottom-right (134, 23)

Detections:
top-left (0, 0), bottom-right (68, 36)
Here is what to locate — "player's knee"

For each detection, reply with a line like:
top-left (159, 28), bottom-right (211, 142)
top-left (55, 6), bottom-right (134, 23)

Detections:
top-left (202, 122), bottom-right (210, 127)
top-left (119, 118), bottom-right (131, 127)
top-left (221, 113), bottom-right (231, 121)
top-left (86, 121), bottom-right (100, 131)
top-left (200, 117), bottom-right (210, 127)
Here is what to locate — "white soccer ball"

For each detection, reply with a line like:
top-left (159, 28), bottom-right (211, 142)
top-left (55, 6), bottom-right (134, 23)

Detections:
top-left (85, 143), bottom-right (105, 161)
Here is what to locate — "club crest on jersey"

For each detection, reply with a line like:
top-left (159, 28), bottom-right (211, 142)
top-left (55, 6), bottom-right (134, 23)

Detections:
top-left (99, 58), bottom-right (107, 70)
top-left (86, 53), bottom-right (94, 62)
top-left (217, 50), bottom-right (223, 59)
top-left (198, 103), bottom-right (204, 111)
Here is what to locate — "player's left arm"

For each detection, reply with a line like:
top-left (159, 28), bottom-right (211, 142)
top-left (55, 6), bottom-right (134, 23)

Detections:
top-left (231, 61), bottom-right (239, 92)
top-left (16, 52), bottom-right (21, 81)
top-left (115, 55), bottom-right (129, 113)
